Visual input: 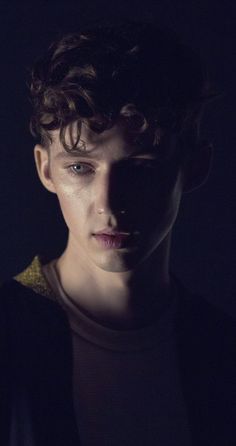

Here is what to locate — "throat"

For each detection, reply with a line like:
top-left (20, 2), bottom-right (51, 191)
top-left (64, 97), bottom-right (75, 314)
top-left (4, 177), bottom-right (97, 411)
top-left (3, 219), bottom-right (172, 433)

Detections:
top-left (52, 242), bottom-right (172, 330)
top-left (53, 264), bottom-right (172, 330)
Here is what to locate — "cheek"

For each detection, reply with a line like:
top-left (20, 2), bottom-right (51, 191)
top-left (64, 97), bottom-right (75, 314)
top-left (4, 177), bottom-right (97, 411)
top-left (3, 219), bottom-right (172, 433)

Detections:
top-left (145, 173), bottom-right (183, 248)
top-left (54, 184), bottom-right (89, 230)
top-left (162, 169), bottom-right (183, 214)
top-left (164, 179), bottom-right (182, 226)
top-left (139, 169), bottom-right (183, 222)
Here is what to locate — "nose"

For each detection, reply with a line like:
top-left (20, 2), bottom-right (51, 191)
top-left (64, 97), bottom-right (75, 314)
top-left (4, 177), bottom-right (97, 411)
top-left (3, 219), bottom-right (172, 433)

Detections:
top-left (97, 208), bottom-right (126, 215)
top-left (95, 168), bottom-right (126, 216)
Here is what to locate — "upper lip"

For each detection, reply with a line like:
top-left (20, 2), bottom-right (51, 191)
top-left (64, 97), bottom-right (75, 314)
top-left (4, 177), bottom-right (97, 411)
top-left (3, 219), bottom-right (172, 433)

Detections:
top-left (93, 228), bottom-right (131, 235)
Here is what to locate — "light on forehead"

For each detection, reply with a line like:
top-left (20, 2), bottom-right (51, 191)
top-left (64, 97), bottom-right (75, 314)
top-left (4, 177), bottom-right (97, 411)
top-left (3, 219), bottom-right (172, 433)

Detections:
top-left (51, 118), bottom-right (171, 157)
top-left (54, 138), bottom-right (174, 161)
top-left (50, 122), bottom-right (85, 150)
top-left (62, 120), bottom-right (111, 147)
top-left (65, 121), bottom-right (84, 149)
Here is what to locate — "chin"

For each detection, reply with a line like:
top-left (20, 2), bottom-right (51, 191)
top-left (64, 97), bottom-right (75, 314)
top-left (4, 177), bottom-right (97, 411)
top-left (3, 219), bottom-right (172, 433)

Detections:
top-left (91, 248), bottom-right (146, 273)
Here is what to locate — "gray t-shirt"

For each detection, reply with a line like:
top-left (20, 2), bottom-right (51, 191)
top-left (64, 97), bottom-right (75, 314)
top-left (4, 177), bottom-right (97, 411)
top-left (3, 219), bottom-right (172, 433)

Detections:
top-left (43, 259), bottom-right (192, 446)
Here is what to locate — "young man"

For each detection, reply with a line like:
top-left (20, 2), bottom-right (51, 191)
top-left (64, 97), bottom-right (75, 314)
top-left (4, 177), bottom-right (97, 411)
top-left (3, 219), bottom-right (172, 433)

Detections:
top-left (0, 21), bottom-right (235, 446)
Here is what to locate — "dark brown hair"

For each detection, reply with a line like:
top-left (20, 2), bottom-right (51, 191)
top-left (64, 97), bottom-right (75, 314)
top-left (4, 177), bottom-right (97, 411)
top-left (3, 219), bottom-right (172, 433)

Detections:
top-left (29, 21), bottom-right (218, 155)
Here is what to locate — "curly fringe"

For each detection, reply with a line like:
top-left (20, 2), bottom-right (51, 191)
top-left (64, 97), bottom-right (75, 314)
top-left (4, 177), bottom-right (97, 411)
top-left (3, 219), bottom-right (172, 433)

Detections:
top-left (29, 22), bottom-right (220, 153)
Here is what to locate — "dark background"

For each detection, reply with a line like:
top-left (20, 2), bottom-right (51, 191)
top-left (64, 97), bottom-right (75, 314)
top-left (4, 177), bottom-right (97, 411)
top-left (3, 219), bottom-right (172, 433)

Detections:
top-left (0, 0), bottom-right (235, 315)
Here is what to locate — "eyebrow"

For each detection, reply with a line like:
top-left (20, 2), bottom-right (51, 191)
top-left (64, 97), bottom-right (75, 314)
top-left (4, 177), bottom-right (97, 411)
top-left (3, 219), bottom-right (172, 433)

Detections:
top-left (55, 149), bottom-right (101, 160)
top-left (55, 146), bottom-right (157, 161)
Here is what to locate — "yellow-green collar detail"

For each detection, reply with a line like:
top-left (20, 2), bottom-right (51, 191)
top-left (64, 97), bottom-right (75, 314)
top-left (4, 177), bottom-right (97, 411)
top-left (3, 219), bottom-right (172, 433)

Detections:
top-left (14, 255), bottom-right (56, 300)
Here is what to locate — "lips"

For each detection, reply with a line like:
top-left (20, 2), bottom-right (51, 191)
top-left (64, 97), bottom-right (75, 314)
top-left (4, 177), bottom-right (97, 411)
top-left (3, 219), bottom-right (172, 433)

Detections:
top-left (92, 227), bottom-right (139, 249)
top-left (94, 228), bottom-right (130, 236)
top-left (93, 233), bottom-right (130, 249)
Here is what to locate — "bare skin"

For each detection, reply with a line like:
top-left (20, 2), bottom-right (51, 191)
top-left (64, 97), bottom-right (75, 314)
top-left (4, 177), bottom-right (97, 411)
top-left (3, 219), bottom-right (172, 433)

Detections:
top-left (34, 120), bottom-right (212, 329)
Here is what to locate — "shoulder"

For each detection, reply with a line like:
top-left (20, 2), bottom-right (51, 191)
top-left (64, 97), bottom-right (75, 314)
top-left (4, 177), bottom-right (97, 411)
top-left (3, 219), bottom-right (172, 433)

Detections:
top-left (0, 255), bottom-right (60, 318)
top-left (173, 276), bottom-right (236, 441)
top-left (0, 254), bottom-right (58, 317)
top-left (13, 255), bottom-right (56, 300)
top-left (0, 277), bottom-right (73, 420)
top-left (0, 278), bottom-right (68, 346)
top-left (173, 275), bottom-right (236, 352)
top-left (0, 272), bottom-right (71, 373)
top-left (0, 259), bottom-right (68, 340)
top-left (174, 274), bottom-right (236, 328)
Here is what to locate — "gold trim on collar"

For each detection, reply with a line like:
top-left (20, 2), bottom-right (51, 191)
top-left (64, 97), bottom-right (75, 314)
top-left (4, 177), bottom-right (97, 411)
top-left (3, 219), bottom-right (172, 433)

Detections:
top-left (14, 255), bottom-right (56, 300)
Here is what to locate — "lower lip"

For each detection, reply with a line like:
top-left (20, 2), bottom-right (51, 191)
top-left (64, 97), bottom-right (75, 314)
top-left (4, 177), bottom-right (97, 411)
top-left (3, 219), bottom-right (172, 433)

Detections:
top-left (93, 234), bottom-right (131, 249)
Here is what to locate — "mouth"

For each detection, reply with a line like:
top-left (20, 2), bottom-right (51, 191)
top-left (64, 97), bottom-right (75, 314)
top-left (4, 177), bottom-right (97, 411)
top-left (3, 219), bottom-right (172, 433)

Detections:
top-left (93, 228), bottom-right (131, 236)
top-left (92, 231), bottom-right (139, 250)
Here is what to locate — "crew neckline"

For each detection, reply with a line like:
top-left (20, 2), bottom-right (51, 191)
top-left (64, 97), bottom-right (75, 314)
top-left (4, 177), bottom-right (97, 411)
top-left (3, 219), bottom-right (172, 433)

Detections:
top-left (43, 258), bottom-right (179, 352)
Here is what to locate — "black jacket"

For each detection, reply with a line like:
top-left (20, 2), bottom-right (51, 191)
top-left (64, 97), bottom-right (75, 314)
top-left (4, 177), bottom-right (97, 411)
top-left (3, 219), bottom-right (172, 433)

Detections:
top-left (0, 278), bottom-right (235, 446)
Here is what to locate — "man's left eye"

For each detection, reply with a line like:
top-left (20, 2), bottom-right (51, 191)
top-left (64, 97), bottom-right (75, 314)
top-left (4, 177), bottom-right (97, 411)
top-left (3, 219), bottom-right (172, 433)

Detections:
top-left (133, 159), bottom-right (159, 169)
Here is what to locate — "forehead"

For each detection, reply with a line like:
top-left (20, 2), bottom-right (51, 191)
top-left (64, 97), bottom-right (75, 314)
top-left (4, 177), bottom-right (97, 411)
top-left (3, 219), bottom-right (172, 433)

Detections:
top-left (49, 120), bottom-right (177, 160)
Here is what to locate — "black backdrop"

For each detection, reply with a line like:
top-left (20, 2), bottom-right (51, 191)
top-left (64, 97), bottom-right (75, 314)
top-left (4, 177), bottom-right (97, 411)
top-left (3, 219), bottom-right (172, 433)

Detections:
top-left (0, 0), bottom-right (235, 315)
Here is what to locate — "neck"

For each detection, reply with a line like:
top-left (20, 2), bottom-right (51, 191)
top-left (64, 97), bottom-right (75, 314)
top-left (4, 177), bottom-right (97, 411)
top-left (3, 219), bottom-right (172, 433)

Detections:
top-left (55, 234), bottom-right (173, 329)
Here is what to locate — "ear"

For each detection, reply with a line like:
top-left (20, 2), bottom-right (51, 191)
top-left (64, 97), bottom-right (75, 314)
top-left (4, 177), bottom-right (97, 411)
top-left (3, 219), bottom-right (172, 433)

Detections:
top-left (34, 144), bottom-right (57, 194)
top-left (182, 141), bottom-right (213, 193)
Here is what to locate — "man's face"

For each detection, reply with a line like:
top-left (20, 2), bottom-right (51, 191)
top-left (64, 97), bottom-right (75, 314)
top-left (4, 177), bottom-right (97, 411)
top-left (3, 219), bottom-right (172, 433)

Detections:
top-left (37, 121), bottom-right (184, 273)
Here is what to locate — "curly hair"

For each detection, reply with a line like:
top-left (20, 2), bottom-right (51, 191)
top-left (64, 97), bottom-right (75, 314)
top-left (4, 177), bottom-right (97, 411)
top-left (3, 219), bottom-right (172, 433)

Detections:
top-left (29, 21), bottom-right (218, 155)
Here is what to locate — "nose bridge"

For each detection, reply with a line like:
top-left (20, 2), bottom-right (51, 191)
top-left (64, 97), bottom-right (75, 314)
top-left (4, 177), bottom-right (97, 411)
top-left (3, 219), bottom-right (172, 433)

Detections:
top-left (95, 163), bottom-right (127, 214)
top-left (95, 167), bottom-right (113, 214)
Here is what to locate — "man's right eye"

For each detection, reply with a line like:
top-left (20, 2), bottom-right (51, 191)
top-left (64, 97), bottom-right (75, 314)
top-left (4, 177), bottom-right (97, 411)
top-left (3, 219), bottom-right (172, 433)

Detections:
top-left (68, 163), bottom-right (94, 176)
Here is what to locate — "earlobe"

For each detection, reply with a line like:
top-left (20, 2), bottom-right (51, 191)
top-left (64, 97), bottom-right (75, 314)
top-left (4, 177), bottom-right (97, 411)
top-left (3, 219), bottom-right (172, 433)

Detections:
top-left (34, 144), bottom-right (57, 194)
top-left (182, 141), bottom-right (214, 193)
